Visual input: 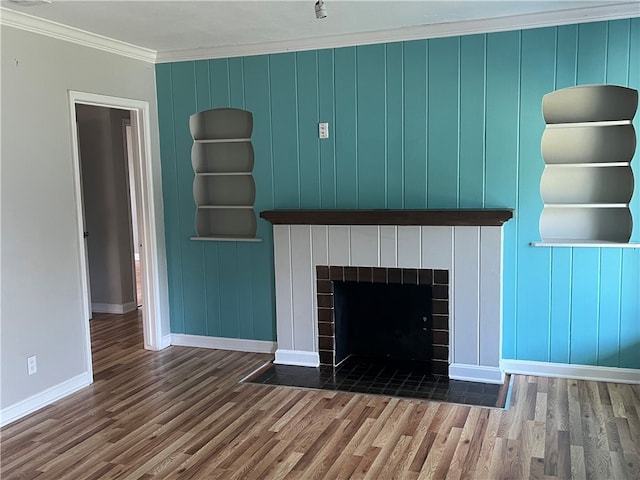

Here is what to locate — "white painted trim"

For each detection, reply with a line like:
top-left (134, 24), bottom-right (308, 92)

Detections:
top-left (123, 119), bottom-right (140, 305)
top-left (129, 106), bottom-right (166, 352)
top-left (155, 3), bottom-right (640, 63)
top-left (160, 335), bottom-right (172, 350)
top-left (501, 360), bottom-right (640, 384)
top-left (0, 372), bottom-right (91, 427)
top-left (274, 350), bottom-right (320, 368)
top-left (91, 302), bottom-right (138, 315)
top-left (0, 7), bottom-right (156, 63)
top-left (69, 91), bottom-right (168, 360)
top-left (68, 93), bottom-right (94, 384)
top-left (171, 334), bottom-right (277, 354)
top-left (531, 241), bottom-right (640, 248)
top-left (449, 363), bottom-right (505, 385)
top-left (2, 3), bottom-right (635, 65)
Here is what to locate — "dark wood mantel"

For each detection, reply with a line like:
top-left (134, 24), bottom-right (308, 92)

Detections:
top-left (260, 209), bottom-right (514, 226)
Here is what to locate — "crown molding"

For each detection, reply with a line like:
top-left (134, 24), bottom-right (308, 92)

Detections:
top-left (156, 2), bottom-right (640, 63)
top-left (1, 3), bottom-right (638, 65)
top-left (0, 7), bottom-right (156, 63)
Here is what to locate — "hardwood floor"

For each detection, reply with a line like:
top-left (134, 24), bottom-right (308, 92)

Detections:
top-left (1, 311), bottom-right (639, 479)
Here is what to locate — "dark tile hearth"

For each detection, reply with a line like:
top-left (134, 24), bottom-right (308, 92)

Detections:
top-left (246, 356), bottom-right (511, 409)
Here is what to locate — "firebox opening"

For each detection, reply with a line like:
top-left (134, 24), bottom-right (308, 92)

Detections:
top-left (334, 281), bottom-right (433, 371)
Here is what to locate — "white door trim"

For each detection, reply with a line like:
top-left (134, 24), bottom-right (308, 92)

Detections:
top-left (68, 91), bottom-right (165, 380)
top-left (74, 121), bottom-right (92, 320)
top-left (122, 119), bottom-right (140, 304)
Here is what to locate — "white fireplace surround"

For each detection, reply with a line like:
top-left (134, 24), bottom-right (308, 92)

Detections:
top-left (271, 223), bottom-right (506, 384)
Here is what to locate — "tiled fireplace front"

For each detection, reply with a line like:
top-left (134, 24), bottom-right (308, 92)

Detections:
top-left (261, 209), bottom-right (513, 384)
top-left (316, 266), bottom-right (450, 376)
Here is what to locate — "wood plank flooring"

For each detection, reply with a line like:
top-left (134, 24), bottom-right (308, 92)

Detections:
top-left (1, 310), bottom-right (639, 479)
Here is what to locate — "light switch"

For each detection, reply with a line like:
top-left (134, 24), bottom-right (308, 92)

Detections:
top-left (319, 122), bottom-right (329, 139)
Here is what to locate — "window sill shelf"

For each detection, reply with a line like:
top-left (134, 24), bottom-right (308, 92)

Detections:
top-left (530, 241), bottom-right (640, 248)
top-left (191, 236), bottom-right (263, 242)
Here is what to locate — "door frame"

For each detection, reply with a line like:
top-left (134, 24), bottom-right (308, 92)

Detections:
top-left (74, 120), bottom-right (93, 320)
top-left (69, 91), bottom-right (165, 378)
top-left (122, 118), bottom-right (141, 305)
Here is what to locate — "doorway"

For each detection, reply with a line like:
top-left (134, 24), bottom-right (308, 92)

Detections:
top-left (76, 105), bottom-right (139, 317)
top-left (69, 91), bottom-right (165, 382)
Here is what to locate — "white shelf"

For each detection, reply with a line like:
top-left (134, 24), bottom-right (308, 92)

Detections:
top-left (195, 207), bottom-right (257, 238)
top-left (193, 138), bottom-right (251, 144)
top-left (539, 85), bottom-right (637, 245)
top-left (545, 162), bottom-right (630, 168)
top-left (192, 141), bottom-right (254, 174)
top-left (190, 108), bottom-right (257, 240)
top-left (196, 172), bottom-right (252, 176)
top-left (531, 241), bottom-right (640, 248)
top-left (540, 206), bottom-right (632, 243)
top-left (189, 108), bottom-right (253, 140)
top-left (542, 124), bottom-right (635, 165)
top-left (198, 205), bottom-right (254, 209)
top-left (193, 175), bottom-right (255, 206)
top-left (543, 203), bottom-right (629, 209)
top-left (191, 235), bottom-right (263, 242)
top-left (542, 85), bottom-right (638, 124)
top-left (545, 120), bottom-right (631, 128)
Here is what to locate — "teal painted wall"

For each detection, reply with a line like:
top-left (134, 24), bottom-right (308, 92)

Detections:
top-left (156, 19), bottom-right (640, 368)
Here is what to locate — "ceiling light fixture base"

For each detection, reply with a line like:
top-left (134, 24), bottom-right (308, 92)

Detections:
top-left (315, 0), bottom-right (327, 19)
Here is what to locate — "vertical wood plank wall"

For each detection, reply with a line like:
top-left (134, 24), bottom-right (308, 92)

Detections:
top-left (156, 19), bottom-right (640, 369)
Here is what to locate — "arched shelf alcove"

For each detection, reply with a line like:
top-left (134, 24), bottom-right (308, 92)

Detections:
top-left (189, 108), bottom-right (261, 242)
top-left (533, 85), bottom-right (639, 248)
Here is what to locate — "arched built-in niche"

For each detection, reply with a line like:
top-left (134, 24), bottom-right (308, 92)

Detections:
top-left (189, 108), bottom-right (261, 242)
top-left (535, 85), bottom-right (638, 247)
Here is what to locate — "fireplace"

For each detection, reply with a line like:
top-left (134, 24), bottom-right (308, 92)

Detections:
top-left (261, 209), bottom-right (513, 384)
top-left (316, 266), bottom-right (450, 376)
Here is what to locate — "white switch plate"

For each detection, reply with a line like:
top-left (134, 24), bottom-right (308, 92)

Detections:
top-left (318, 122), bottom-right (329, 139)
top-left (27, 355), bottom-right (37, 375)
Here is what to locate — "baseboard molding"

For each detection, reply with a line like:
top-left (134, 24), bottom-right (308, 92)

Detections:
top-left (159, 335), bottom-right (172, 349)
top-left (0, 372), bottom-right (92, 427)
top-left (274, 349), bottom-right (319, 367)
top-left (501, 359), bottom-right (640, 385)
top-left (92, 301), bottom-right (138, 314)
top-left (171, 334), bottom-right (276, 354)
top-left (449, 363), bottom-right (505, 384)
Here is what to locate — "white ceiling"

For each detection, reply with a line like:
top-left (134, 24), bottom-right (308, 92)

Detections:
top-left (2, 1), bottom-right (639, 62)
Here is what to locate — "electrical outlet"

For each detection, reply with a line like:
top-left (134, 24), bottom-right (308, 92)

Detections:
top-left (27, 355), bottom-right (37, 375)
top-left (318, 122), bottom-right (329, 139)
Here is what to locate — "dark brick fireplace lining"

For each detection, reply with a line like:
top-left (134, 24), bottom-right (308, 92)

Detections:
top-left (316, 266), bottom-right (450, 376)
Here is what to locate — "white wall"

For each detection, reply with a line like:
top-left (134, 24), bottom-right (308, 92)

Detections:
top-left (0, 25), bottom-right (169, 415)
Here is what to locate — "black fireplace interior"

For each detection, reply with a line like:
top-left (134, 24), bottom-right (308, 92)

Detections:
top-left (333, 281), bottom-right (433, 368)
